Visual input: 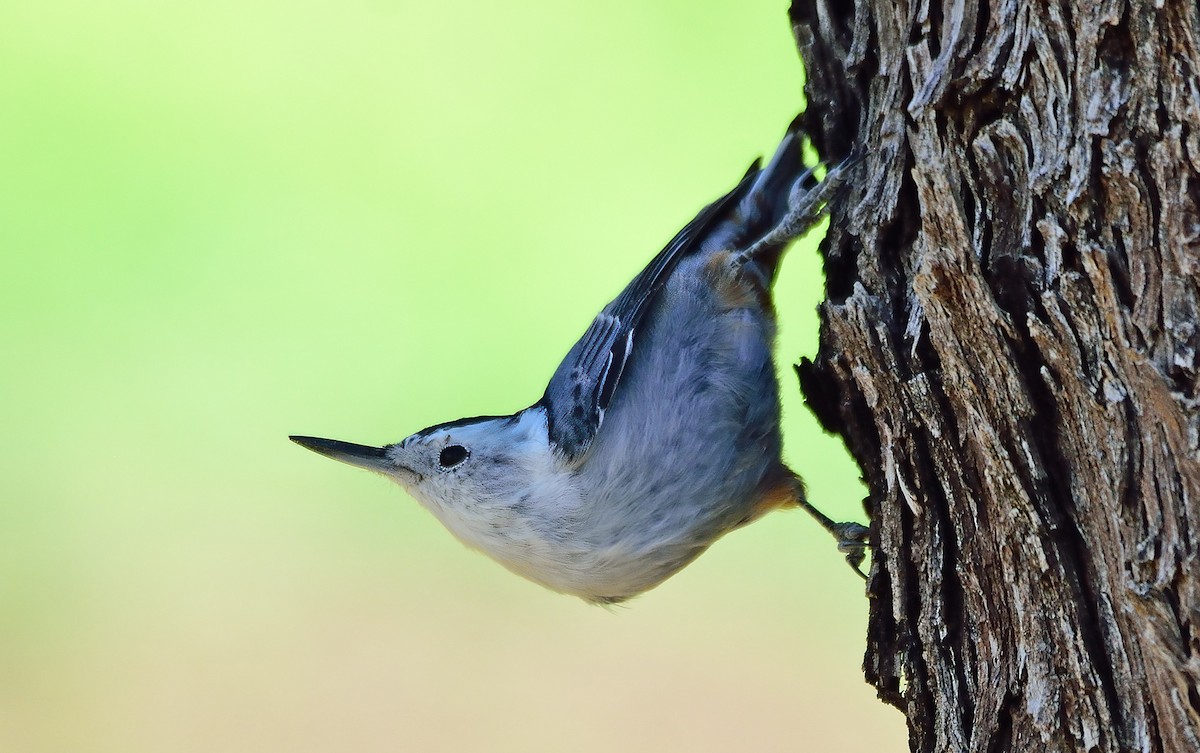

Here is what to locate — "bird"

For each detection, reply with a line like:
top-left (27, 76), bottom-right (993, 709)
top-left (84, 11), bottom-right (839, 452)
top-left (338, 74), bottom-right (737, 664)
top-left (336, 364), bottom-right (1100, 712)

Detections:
top-left (291, 121), bottom-right (867, 604)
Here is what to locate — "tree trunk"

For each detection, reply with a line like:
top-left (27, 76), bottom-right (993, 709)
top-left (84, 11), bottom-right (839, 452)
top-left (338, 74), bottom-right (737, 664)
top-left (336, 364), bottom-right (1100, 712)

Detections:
top-left (789, 1), bottom-right (1200, 751)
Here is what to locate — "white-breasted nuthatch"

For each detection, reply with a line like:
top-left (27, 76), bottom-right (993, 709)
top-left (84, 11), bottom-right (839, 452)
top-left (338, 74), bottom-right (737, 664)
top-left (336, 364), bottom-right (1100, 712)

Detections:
top-left (292, 121), bottom-right (867, 604)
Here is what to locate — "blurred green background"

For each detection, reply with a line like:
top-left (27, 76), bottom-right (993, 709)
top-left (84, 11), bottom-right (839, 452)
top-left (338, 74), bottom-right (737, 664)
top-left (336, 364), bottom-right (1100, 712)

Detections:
top-left (1, 1), bottom-right (903, 751)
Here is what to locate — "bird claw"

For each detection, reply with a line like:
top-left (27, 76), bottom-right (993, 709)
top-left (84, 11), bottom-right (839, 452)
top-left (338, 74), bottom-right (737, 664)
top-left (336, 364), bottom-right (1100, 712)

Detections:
top-left (793, 494), bottom-right (871, 578)
top-left (832, 521), bottom-right (870, 578)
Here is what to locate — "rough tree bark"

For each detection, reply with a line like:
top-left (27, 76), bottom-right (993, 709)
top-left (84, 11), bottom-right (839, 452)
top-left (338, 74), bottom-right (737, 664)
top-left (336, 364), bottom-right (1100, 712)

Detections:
top-left (788, 1), bottom-right (1200, 751)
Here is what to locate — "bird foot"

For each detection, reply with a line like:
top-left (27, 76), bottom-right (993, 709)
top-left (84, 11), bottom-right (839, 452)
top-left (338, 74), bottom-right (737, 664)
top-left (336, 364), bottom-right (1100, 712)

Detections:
top-left (793, 493), bottom-right (871, 578)
top-left (831, 521), bottom-right (870, 578)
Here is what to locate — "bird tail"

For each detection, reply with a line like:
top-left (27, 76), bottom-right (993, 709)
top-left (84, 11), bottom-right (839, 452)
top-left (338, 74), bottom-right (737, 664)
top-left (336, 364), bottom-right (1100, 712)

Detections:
top-left (712, 118), bottom-right (858, 280)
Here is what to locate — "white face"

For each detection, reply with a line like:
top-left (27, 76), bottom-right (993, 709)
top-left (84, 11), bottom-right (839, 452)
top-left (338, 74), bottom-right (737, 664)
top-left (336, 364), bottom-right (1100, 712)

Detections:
top-left (294, 406), bottom-right (585, 593)
top-left (377, 408), bottom-right (577, 559)
top-left (383, 415), bottom-right (520, 510)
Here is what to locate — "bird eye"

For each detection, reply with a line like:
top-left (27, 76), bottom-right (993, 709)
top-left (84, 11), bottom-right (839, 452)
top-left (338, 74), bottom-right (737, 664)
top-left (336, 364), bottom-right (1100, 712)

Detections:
top-left (438, 444), bottom-right (469, 469)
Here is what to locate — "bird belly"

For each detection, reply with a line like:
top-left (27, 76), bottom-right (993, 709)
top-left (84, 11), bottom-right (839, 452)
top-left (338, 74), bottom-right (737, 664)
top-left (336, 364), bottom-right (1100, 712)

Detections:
top-left (554, 264), bottom-right (789, 602)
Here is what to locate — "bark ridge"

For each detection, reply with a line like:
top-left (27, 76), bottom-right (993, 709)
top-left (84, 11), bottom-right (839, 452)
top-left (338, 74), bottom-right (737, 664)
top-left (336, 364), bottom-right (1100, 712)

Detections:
top-left (791, 2), bottom-right (1200, 751)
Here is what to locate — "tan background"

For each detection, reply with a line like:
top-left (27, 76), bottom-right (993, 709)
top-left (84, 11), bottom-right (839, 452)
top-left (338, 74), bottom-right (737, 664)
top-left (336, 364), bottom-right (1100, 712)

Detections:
top-left (0, 0), bottom-right (905, 750)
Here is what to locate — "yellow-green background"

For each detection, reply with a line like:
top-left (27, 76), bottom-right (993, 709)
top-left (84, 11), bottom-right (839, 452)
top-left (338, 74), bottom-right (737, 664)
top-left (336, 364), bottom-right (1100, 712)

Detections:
top-left (1, 1), bottom-right (904, 751)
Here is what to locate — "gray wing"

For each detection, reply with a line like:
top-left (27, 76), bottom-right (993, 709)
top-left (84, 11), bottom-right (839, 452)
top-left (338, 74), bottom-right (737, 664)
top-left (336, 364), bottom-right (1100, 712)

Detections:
top-left (540, 125), bottom-right (829, 461)
top-left (539, 164), bottom-right (763, 460)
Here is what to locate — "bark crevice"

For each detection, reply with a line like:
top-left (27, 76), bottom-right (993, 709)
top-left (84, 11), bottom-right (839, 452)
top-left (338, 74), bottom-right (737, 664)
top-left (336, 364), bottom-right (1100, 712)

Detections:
top-left (790, 1), bottom-right (1200, 750)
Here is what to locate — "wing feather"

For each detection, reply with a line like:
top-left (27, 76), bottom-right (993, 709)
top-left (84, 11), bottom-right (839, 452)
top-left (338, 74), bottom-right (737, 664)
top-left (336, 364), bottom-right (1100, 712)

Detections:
top-left (540, 167), bottom-right (761, 459)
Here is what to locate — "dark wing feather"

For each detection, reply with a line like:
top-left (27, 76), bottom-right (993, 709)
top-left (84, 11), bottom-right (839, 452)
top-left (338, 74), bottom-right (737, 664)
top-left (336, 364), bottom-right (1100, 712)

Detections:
top-left (540, 166), bottom-right (762, 460)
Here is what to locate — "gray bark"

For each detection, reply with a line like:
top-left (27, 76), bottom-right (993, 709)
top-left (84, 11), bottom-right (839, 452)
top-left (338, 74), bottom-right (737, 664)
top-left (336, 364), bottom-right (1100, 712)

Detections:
top-left (789, 1), bottom-right (1200, 751)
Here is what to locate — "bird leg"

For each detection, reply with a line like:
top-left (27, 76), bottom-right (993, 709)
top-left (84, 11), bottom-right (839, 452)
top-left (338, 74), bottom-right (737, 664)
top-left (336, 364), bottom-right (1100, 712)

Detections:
top-left (782, 476), bottom-right (870, 578)
top-left (800, 498), bottom-right (870, 578)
